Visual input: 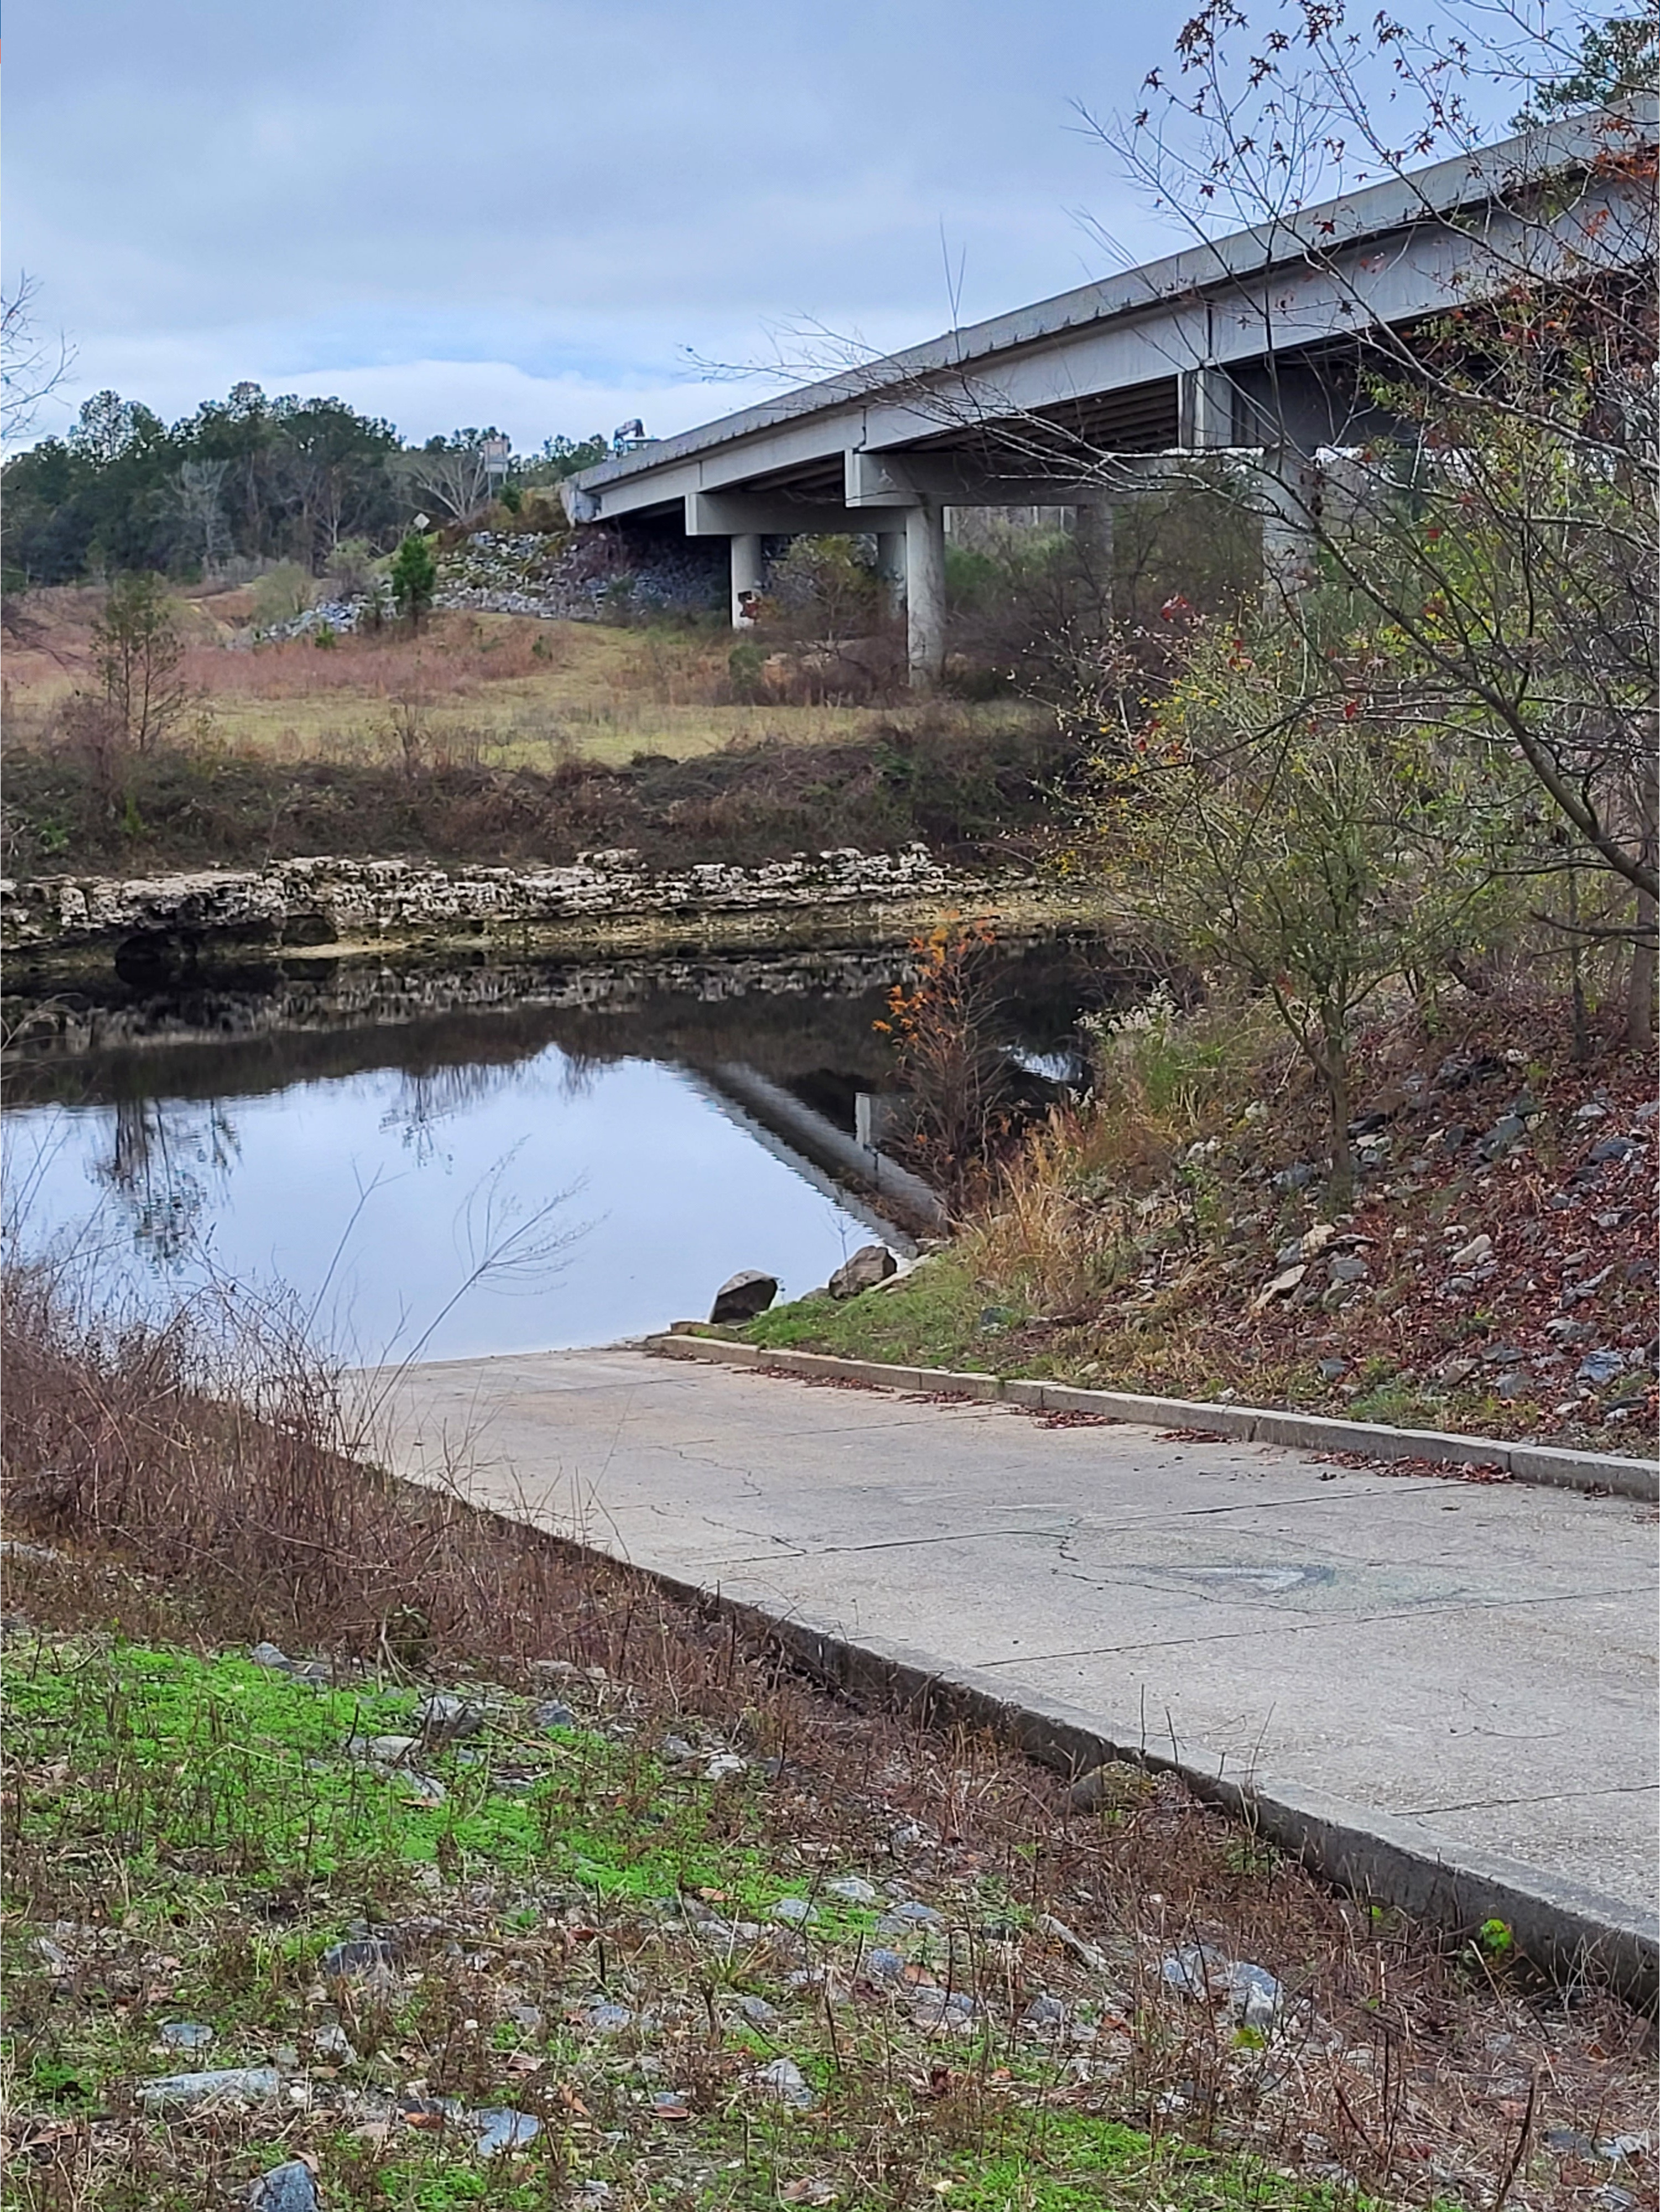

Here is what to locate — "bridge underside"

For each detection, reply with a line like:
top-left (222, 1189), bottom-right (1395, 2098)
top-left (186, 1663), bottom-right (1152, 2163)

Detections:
top-left (594, 349), bottom-right (1374, 682)
top-left (562, 111), bottom-right (1651, 684)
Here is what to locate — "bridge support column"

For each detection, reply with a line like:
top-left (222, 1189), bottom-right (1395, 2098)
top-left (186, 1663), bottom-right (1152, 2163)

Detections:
top-left (876, 530), bottom-right (906, 620)
top-left (730, 532), bottom-right (765, 627)
top-left (1074, 502), bottom-right (1115, 613)
top-left (904, 503), bottom-right (946, 687)
top-left (1262, 455), bottom-right (1321, 600)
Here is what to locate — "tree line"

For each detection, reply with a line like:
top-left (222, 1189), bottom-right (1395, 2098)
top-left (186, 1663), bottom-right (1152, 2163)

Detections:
top-left (1, 382), bottom-right (609, 588)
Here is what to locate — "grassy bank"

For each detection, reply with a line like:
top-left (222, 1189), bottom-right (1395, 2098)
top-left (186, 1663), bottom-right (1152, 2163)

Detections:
top-left (743, 995), bottom-right (1658, 1457)
top-left (4, 594), bottom-right (980, 769)
top-left (2, 707), bottom-right (1064, 885)
top-left (3, 1265), bottom-right (1653, 2209)
top-left (2, 587), bottom-right (1063, 883)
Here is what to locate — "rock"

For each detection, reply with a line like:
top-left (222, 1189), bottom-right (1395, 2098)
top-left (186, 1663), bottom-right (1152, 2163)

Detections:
top-left (312, 2023), bottom-right (356, 2062)
top-left (1577, 1349), bottom-right (1628, 1386)
top-left (1438, 1357), bottom-right (1480, 1386)
top-left (1275, 1240), bottom-right (1304, 1269)
top-left (1590, 1135), bottom-right (1636, 1161)
top-left (1317, 1358), bottom-right (1348, 1381)
top-left (249, 1642), bottom-right (291, 1670)
top-left (320, 1935), bottom-right (401, 1979)
top-left (911, 1988), bottom-right (977, 2032)
top-left (417, 1692), bottom-right (488, 1741)
top-left (1224, 1961), bottom-right (1286, 2028)
top-left (1450, 1233), bottom-right (1493, 1267)
top-left (1022, 1994), bottom-right (1068, 2030)
top-left (582, 2001), bottom-right (634, 2033)
top-left (736, 1994), bottom-right (779, 2025)
top-left (1035, 1913), bottom-right (1108, 1971)
top-left (1328, 1255), bottom-right (1369, 1285)
top-left (771, 1897), bottom-right (816, 1926)
top-left (884, 1900), bottom-right (941, 1928)
top-left (139, 2065), bottom-right (281, 2107)
top-left (534, 1700), bottom-right (577, 1731)
top-left (251, 2162), bottom-right (321, 2212)
top-left (757, 2056), bottom-right (815, 2107)
top-left (1068, 1760), bottom-right (1155, 1814)
top-left (1250, 1262), bottom-right (1306, 1314)
top-left (1574, 1102), bottom-right (1609, 1121)
top-left (1480, 1343), bottom-right (1526, 1365)
top-left (1161, 1946), bottom-right (1285, 2027)
top-left (826, 1876), bottom-right (878, 1905)
top-left (1480, 1115), bottom-right (1527, 1159)
top-left (531, 1657), bottom-right (582, 1681)
top-left (709, 1271), bottom-right (777, 1324)
top-left (1495, 1372), bottom-right (1528, 1401)
top-left (1637, 1100), bottom-right (1659, 1123)
top-left (704, 1752), bottom-right (747, 1781)
top-left (474, 2107), bottom-right (539, 2156)
top-left (661, 1735), bottom-right (697, 1761)
top-left (828, 1245), bottom-right (898, 1300)
top-left (1300, 1222), bottom-right (1337, 1258)
top-left (866, 1949), bottom-right (906, 1983)
top-left (159, 2022), bottom-right (215, 2051)
top-left (345, 1733), bottom-right (420, 1766)
top-left (1272, 1162), bottom-right (1315, 1191)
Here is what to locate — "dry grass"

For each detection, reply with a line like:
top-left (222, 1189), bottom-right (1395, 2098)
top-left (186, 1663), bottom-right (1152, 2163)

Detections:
top-left (2, 586), bottom-right (1035, 773)
top-left (751, 988), bottom-right (1660, 1448)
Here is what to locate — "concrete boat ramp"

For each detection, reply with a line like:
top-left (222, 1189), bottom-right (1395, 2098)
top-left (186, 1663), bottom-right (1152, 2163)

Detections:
top-left (370, 1344), bottom-right (1658, 1992)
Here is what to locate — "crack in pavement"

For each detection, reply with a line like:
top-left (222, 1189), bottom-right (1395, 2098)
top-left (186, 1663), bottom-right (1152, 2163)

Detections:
top-left (954, 1577), bottom-right (1660, 1667)
top-left (1400, 1780), bottom-right (1660, 1817)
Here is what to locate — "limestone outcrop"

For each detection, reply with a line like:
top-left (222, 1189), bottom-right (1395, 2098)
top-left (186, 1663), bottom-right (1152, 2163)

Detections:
top-left (2, 844), bottom-right (971, 956)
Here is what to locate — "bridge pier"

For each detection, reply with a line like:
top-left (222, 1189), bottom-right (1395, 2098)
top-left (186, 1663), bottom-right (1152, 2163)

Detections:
top-left (903, 503), bottom-right (947, 687)
top-left (1262, 455), bottom-right (1322, 599)
top-left (876, 530), bottom-right (906, 621)
top-left (729, 533), bottom-right (765, 627)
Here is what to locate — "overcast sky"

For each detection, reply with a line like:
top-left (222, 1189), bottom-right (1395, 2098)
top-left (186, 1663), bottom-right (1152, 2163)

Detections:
top-left (7, 0), bottom-right (1207, 452)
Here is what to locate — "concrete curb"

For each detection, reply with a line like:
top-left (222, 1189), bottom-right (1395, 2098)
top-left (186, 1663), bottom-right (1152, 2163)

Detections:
top-left (645, 1334), bottom-right (1660, 1501)
top-left (612, 1555), bottom-right (1659, 2011)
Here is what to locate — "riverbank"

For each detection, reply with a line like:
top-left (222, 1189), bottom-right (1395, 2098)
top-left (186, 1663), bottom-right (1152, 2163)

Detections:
top-left (1, 849), bottom-right (1113, 975)
top-left (734, 997), bottom-right (1659, 1459)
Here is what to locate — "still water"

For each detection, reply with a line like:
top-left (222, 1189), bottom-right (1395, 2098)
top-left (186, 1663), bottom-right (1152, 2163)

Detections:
top-left (2, 938), bottom-right (1116, 1362)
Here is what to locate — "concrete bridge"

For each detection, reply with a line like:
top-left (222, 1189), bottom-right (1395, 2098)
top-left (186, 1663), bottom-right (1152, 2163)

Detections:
top-left (565, 106), bottom-right (1655, 681)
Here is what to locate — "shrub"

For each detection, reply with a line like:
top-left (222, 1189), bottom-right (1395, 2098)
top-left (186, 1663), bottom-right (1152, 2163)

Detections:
top-left (249, 561), bottom-right (316, 630)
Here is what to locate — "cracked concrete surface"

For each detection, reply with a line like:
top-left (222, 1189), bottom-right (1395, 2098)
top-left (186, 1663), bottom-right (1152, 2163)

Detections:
top-left (367, 1347), bottom-right (1659, 1921)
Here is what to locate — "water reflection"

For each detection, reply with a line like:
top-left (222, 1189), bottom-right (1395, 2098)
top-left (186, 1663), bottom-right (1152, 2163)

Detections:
top-left (2, 936), bottom-right (1126, 1361)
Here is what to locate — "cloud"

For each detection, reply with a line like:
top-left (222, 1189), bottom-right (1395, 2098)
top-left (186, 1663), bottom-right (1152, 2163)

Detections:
top-left (7, 0), bottom-right (1187, 448)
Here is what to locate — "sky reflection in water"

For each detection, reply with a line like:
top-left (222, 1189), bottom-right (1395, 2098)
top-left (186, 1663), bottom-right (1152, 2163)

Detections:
top-left (5, 1045), bottom-right (881, 1361)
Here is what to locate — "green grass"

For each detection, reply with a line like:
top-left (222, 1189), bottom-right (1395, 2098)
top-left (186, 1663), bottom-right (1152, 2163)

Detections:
top-left (1, 1636), bottom-right (1394, 2212)
top-left (744, 1255), bottom-right (1006, 1372)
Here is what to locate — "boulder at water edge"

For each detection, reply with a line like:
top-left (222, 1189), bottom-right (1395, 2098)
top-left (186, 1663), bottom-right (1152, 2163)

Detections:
top-left (710, 1271), bottom-right (778, 1324)
top-left (828, 1245), bottom-right (898, 1299)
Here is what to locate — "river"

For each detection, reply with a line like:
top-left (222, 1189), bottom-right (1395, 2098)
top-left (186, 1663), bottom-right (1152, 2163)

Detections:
top-left (1, 935), bottom-right (1123, 1362)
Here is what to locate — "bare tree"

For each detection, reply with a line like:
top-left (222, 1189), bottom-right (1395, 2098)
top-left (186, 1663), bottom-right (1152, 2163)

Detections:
top-left (173, 458), bottom-right (232, 573)
top-left (405, 438), bottom-right (494, 525)
top-left (1, 274), bottom-right (75, 445)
